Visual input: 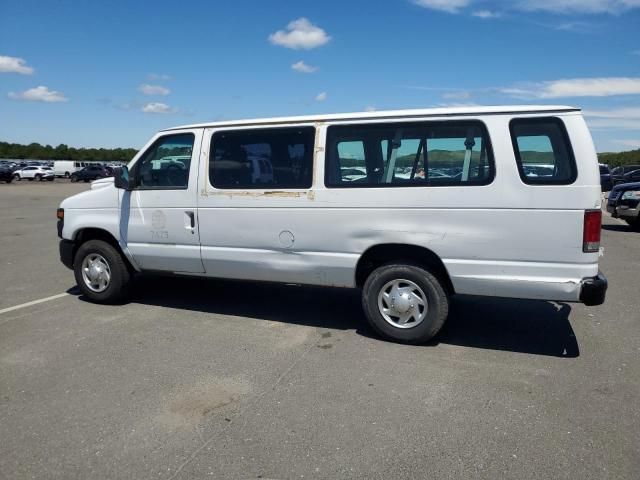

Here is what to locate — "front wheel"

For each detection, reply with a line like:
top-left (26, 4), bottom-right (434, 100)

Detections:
top-left (73, 240), bottom-right (131, 303)
top-left (35, 174), bottom-right (42, 181)
top-left (13, 174), bottom-right (20, 181)
top-left (362, 264), bottom-right (449, 344)
top-left (70, 176), bottom-right (78, 183)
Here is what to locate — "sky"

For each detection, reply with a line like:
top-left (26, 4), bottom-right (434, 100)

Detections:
top-left (1, 0), bottom-right (639, 152)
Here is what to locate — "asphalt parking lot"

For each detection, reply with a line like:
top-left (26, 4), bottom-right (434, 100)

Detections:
top-left (1, 180), bottom-right (639, 480)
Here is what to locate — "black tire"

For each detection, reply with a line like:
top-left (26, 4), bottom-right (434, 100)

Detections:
top-left (64, 172), bottom-right (70, 178)
top-left (5, 178), bottom-right (12, 184)
top-left (73, 239), bottom-right (131, 303)
top-left (35, 174), bottom-right (42, 181)
top-left (84, 179), bottom-right (90, 182)
top-left (362, 264), bottom-right (449, 344)
top-left (70, 176), bottom-right (78, 183)
top-left (13, 174), bottom-right (20, 181)
top-left (47, 177), bottom-right (54, 181)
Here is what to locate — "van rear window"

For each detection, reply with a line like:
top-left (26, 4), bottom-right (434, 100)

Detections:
top-left (325, 121), bottom-right (494, 188)
top-left (510, 118), bottom-right (577, 185)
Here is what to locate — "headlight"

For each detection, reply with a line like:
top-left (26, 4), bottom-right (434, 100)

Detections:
top-left (621, 190), bottom-right (640, 200)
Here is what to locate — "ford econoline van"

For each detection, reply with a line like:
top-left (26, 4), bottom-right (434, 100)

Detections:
top-left (57, 106), bottom-right (607, 343)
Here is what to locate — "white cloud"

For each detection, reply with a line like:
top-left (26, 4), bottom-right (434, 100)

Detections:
top-left (501, 77), bottom-right (640, 98)
top-left (583, 107), bottom-right (640, 130)
top-left (141, 102), bottom-right (173, 114)
top-left (148, 73), bottom-right (171, 81)
top-left (8, 85), bottom-right (67, 102)
top-left (138, 84), bottom-right (171, 96)
top-left (0, 55), bottom-right (34, 74)
top-left (315, 91), bottom-right (327, 102)
top-left (413, 0), bottom-right (471, 13)
top-left (613, 139), bottom-right (640, 149)
top-left (472, 9), bottom-right (501, 18)
top-left (516, 0), bottom-right (640, 14)
top-left (443, 90), bottom-right (471, 100)
top-left (291, 60), bottom-right (318, 73)
top-left (269, 18), bottom-right (330, 50)
top-left (365, 105), bottom-right (376, 112)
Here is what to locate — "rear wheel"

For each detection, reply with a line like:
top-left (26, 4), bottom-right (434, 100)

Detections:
top-left (35, 174), bottom-right (42, 181)
top-left (73, 240), bottom-right (131, 303)
top-left (70, 175), bottom-right (78, 183)
top-left (64, 172), bottom-right (70, 178)
top-left (362, 264), bottom-right (449, 344)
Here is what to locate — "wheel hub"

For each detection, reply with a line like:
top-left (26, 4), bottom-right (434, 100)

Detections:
top-left (377, 278), bottom-right (428, 329)
top-left (391, 292), bottom-right (412, 313)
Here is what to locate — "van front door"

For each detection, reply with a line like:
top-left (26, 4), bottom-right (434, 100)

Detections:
top-left (119, 130), bottom-right (204, 273)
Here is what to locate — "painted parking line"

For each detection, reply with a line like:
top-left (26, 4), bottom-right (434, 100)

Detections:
top-left (0, 293), bottom-right (70, 315)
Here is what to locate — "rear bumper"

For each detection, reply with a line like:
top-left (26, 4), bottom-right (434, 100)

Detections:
top-left (59, 240), bottom-right (75, 270)
top-left (579, 272), bottom-right (607, 306)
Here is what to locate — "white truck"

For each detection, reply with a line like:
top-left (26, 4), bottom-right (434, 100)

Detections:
top-left (57, 106), bottom-right (607, 343)
top-left (54, 160), bottom-right (88, 178)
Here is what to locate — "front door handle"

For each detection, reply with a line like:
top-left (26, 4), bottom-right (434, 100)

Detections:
top-left (184, 211), bottom-right (195, 232)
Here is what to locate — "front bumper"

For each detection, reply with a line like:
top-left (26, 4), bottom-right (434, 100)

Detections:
top-left (579, 272), bottom-right (608, 306)
top-left (59, 239), bottom-right (75, 270)
top-left (616, 206), bottom-right (639, 220)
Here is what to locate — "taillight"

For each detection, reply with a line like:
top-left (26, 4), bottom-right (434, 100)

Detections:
top-left (583, 210), bottom-right (602, 253)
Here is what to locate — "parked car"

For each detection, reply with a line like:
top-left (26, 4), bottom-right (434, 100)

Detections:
top-left (607, 181), bottom-right (640, 230)
top-left (599, 164), bottom-right (613, 192)
top-left (611, 165), bottom-right (640, 185)
top-left (70, 165), bottom-right (111, 182)
top-left (12, 166), bottom-right (55, 181)
top-left (0, 163), bottom-right (14, 183)
top-left (617, 169), bottom-right (640, 185)
top-left (57, 105), bottom-right (607, 344)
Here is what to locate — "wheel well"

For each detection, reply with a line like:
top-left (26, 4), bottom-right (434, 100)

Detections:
top-left (355, 244), bottom-right (454, 294)
top-left (72, 228), bottom-right (133, 270)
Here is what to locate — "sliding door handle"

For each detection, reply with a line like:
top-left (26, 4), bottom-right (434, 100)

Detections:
top-left (184, 211), bottom-right (195, 231)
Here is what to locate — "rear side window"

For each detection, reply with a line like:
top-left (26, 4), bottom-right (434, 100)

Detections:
top-left (210, 127), bottom-right (314, 189)
top-left (325, 121), bottom-right (494, 188)
top-left (510, 118), bottom-right (576, 185)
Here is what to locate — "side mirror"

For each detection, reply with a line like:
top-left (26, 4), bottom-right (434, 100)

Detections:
top-left (113, 166), bottom-right (135, 191)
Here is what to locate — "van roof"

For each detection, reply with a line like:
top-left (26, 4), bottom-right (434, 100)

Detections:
top-left (162, 105), bottom-right (580, 131)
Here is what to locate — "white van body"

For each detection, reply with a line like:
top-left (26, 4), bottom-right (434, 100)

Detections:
top-left (54, 160), bottom-right (87, 177)
top-left (58, 106), bottom-right (607, 343)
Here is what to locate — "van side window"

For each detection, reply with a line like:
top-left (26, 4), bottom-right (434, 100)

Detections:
top-left (134, 133), bottom-right (194, 189)
top-left (325, 121), bottom-right (494, 187)
top-left (510, 118), bottom-right (577, 185)
top-left (210, 127), bottom-right (314, 189)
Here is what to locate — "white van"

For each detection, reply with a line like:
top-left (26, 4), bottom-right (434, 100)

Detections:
top-left (54, 160), bottom-right (88, 178)
top-left (57, 106), bottom-right (607, 343)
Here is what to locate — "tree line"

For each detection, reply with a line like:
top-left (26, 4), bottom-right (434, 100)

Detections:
top-left (0, 141), bottom-right (138, 163)
top-left (598, 148), bottom-right (640, 168)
